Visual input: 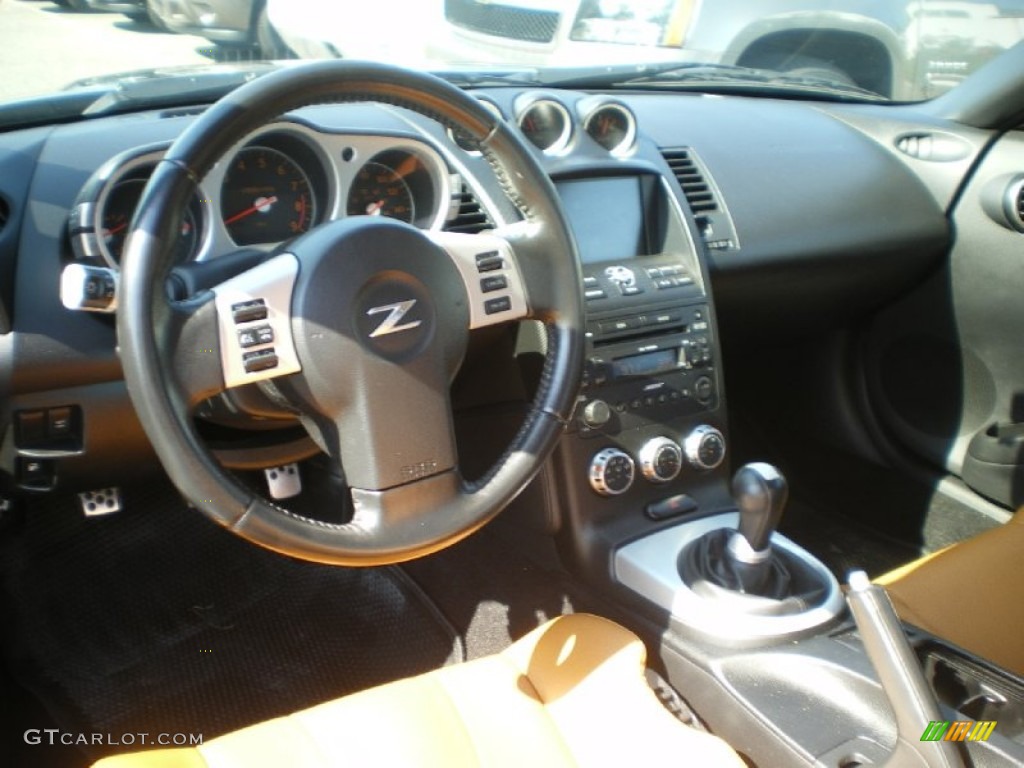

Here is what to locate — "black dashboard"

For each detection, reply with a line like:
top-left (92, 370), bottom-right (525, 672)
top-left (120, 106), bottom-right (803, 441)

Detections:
top-left (0, 75), bottom-right (1013, 506)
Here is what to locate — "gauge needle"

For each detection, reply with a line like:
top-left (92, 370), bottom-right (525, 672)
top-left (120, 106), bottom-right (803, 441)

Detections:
top-left (102, 222), bottom-right (128, 238)
top-left (224, 195), bottom-right (278, 225)
top-left (366, 200), bottom-right (385, 216)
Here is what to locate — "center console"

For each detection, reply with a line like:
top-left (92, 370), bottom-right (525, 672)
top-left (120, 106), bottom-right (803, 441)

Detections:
top-left (543, 160), bottom-right (1024, 768)
top-left (547, 167), bottom-right (733, 582)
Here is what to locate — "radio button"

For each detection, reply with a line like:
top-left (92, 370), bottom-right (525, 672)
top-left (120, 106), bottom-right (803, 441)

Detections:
top-left (599, 318), bottom-right (633, 334)
top-left (585, 288), bottom-right (607, 300)
top-left (581, 400), bottom-right (612, 428)
top-left (583, 276), bottom-right (599, 287)
top-left (620, 285), bottom-right (643, 296)
top-left (695, 375), bottom-right (715, 402)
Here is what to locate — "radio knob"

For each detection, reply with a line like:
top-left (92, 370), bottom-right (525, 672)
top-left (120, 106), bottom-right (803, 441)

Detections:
top-left (589, 448), bottom-right (635, 496)
top-left (581, 399), bottom-right (612, 428)
top-left (683, 425), bottom-right (726, 471)
top-left (638, 437), bottom-right (683, 483)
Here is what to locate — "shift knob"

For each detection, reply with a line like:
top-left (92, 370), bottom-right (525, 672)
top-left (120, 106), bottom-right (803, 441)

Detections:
top-left (731, 463), bottom-right (788, 553)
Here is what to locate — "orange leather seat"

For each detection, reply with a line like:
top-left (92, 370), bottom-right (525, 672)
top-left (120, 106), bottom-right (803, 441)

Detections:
top-left (876, 512), bottom-right (1024, 677)
top-left (92, 613), bottom-right (744, 767)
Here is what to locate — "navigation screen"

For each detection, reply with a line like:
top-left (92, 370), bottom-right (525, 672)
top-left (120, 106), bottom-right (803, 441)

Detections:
top-left (555, 176), bottom-right (648, 264)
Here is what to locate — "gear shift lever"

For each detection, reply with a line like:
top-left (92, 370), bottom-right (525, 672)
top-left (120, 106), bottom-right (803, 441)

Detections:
top-left (730, 462), bottom-right (788, 558)
top-left (680, 462), bottom-right (798, 598)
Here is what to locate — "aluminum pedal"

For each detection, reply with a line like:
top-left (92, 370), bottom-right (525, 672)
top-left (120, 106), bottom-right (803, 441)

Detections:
top-left (264, 464), bottom-right (301, 500)
top-left (79, 487), bottom-right (122, 517)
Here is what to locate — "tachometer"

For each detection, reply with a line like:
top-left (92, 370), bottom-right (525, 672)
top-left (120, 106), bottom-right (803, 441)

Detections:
top-left (346, 160), bottom-right (415, 224)
top-left (221, 146), bottom-right (316, 245)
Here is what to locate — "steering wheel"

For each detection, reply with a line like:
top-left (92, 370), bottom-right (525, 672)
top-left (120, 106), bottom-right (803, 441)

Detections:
top-left (116, 61), bottom-right (584, 566)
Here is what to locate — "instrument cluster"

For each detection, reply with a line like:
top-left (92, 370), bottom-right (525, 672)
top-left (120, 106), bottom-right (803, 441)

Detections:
top-left (69, 125), bottom-right (453, 269)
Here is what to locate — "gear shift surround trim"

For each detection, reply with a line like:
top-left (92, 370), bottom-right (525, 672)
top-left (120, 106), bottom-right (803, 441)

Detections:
top-left (614, 512), bottom-right (845, 645)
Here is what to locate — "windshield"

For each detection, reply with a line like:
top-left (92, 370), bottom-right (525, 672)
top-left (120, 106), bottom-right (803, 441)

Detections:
top-left (2, 0), bottom-right (1024, 106)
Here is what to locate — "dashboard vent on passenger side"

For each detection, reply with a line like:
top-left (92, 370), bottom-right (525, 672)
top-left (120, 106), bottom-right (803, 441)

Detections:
top-left (660, 147), bottom-right (738, 251)
top-left (444, 183), bottom-right (494, 235)
top-left (1016, 184), bottom-right (1024, 229)
top-left (894, 132), bottom-right (971, 162)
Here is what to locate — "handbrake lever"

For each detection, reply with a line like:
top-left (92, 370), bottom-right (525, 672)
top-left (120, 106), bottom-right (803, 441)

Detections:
top-left (846, 571), bottom-right (964, 768)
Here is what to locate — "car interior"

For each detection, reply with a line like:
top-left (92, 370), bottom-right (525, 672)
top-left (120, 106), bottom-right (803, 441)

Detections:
top-left (1, 34), bottom-right (1024, 768)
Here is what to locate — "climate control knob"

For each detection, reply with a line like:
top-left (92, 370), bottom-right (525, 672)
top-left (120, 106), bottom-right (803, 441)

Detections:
top-left (588, 447), bottom-right (636, 496)
top-left (683, 425), bottom-right (726, 471)
top-left (638, 437), bottom-right (683, 483)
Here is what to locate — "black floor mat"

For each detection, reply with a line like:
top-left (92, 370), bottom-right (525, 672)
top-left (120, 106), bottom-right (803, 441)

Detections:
top-left (1, 479), bottom-right (460, 763)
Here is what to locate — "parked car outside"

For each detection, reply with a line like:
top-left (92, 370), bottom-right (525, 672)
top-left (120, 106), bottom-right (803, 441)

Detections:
top-left (265, 0), bottom-right (442, 63)
top-left (430, 0), bottom-right (1024, 99)
top-left (148, 0), bottom-right (288, 57)
top-left (85, 0), bottom-right (165, 29)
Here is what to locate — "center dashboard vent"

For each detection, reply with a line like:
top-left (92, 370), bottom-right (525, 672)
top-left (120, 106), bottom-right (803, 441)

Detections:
top-left (444, 182), bottom-right (494, 235)
top-left (660, 147), bottom-right (738, 251)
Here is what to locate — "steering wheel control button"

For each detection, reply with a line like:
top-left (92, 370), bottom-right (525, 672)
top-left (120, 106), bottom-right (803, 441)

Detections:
top-left (231, 299), bottom-right (268, 324)
top-left (242, 349), bottom-right (279, 373)
top-left (645, 493), bottom-right (699, 521)
top-left (214, 254), bottom-right (302, 388)
top-left (683, 425), bottom-right (727, 471)
top-left (237, 324), bottom-right (274, 348)
top-left (638, 437), bottom-right (683, 483)
top-left (484, 296), bottom-right (512, 315)
top-left (475, 251), bottom-right (504, 272)
top-left (589, 447), bottom-right (636, 497)
top-left (480, 275), bottom-right (508, 293)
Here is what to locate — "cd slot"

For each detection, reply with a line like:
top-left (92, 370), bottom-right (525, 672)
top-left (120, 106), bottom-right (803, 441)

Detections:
top-left (593, 321), bottom-right (689, 348)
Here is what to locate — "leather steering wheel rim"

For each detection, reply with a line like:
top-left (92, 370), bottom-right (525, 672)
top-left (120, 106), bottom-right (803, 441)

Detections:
top-left (117, 61), bottom-right (584, 566)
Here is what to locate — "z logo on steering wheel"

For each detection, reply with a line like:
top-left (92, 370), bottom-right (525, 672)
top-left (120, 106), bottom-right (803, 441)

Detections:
top-left (366, 299), bottom-right (422, 338)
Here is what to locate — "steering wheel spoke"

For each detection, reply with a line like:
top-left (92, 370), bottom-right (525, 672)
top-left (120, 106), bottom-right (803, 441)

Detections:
top-left (161, 294), bottom-right (227, 408)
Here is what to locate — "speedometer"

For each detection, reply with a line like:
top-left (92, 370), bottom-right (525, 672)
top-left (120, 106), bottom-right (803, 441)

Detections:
top-left (220, 146), bottom-right (317, 245)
